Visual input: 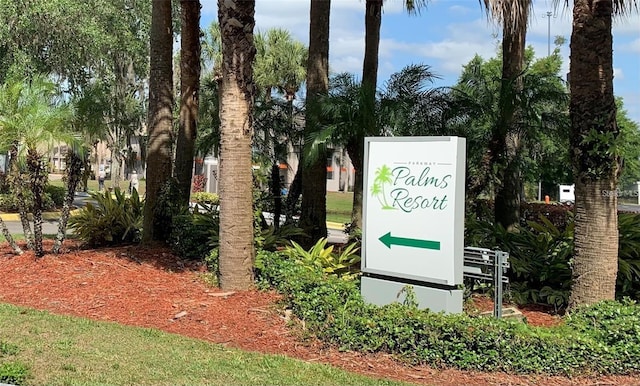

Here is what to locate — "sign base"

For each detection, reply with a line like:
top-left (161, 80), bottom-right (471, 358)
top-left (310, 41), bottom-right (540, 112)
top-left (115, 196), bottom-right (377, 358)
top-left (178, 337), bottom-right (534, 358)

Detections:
top-left (361, 275), bottom-right (463, 314)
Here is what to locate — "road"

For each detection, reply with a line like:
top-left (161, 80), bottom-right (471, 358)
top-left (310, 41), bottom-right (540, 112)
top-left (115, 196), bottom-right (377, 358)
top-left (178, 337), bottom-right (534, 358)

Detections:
top-left (2, 192), bottom-right (350, 244)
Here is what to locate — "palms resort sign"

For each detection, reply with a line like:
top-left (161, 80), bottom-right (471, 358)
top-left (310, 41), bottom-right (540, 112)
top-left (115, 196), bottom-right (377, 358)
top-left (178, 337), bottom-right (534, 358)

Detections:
top-left (361, 137), bottom-right (466, 286)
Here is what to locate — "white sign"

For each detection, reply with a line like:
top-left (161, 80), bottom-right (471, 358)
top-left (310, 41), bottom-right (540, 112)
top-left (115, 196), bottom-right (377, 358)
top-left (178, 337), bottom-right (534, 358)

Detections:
top-left (362, 137), bottom-right (466, 286)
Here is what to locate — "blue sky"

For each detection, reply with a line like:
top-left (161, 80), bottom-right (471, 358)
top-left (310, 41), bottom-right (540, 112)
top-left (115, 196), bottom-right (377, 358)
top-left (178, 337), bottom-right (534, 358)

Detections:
top-left (200, 0), bottom-right (640, 122)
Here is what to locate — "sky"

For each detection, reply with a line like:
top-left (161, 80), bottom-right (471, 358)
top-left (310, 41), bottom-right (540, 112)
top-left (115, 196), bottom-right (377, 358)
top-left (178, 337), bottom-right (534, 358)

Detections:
top-left (199, 0), bottom-right (640, 122)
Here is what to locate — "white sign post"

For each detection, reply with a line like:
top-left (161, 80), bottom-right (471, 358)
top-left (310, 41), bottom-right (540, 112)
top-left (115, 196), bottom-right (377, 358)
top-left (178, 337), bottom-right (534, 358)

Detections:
top-left (361, 136), bottom-right (466, 313)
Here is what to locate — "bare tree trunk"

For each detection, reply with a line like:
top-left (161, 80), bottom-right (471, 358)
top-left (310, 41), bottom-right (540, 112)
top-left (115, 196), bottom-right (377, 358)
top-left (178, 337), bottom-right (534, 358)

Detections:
top-left (300, 0), bottom-right (331, 248)
top-left (175, 0), bottom-right (201, 207)
top-left (568, 0), bottom-right (619, 309)
top-left (143, 0), bottom-right (174, 243)
top-left (217, 0), bottom-right (256, 290)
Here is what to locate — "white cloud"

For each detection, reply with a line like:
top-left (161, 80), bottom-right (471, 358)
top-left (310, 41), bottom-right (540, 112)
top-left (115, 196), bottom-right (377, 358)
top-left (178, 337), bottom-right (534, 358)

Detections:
top-left (614, 68), bottom-right (625, 81)
top-left (448, 5), bottom-right (472, 15)
top-left (620, 37), bottom-right (640, 53)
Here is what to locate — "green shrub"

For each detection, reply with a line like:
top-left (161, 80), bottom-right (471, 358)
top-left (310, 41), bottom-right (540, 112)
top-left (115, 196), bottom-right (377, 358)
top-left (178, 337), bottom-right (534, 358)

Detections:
top-left (0, 191), bottom-right (55, 212)
top-left (68, 188), bottom-right (143, 246)
top-left (564, 299), bottom-right (640, 373)
top-left (255, 251), bottom-right (640, 375)
top-left (169, 205), bottom-right (219, 260)
top-left (191, 191), bottom-right (219, 206)
top-left (256, 223), bottom-right (306, 252)
top-left (617, 213), bottom-right (640, 299)
top-left (45, 184), bottom-right (66, 207)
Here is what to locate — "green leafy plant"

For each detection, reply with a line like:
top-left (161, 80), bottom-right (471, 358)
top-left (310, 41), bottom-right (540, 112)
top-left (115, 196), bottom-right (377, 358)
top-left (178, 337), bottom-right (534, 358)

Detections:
top-left (283, 238), bottom-right (361, 279)
top-left (617, 213), bottom-right (640, 299)
top-left (44, 184), bottom-right (66, 207)
top-left (169, 205), bottom-right (220, 260)
top-left (257, 223), bottom-right (306, 252)
top-left (67, 188), bottom-right (143, 246)
top-left (191, 191), bottom-right (219, 206)
top-left (255, 250), bottom-right (640, 376)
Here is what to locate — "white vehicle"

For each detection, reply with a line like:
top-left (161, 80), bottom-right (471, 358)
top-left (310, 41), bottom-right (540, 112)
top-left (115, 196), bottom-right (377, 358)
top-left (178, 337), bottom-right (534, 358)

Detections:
top-left (559, 184), bottom-right (575, 203)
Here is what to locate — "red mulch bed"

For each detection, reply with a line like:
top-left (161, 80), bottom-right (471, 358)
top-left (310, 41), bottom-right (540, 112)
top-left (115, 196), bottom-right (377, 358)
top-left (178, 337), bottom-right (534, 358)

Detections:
top-left (1, 240), bottom-right (638, 386)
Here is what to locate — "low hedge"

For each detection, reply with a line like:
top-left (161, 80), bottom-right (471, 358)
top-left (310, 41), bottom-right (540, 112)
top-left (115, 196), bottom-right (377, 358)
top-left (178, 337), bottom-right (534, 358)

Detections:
top-left (256, 250), bottom-right (640, 376)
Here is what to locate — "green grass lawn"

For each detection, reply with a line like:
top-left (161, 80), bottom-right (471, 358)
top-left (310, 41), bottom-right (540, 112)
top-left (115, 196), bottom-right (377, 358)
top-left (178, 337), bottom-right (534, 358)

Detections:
top-left (48, 178), bottom-right (146, 196)
top-left (0, 303), bottom-right (409, 386)
top-left (326, 191), bottom-right (353, 224)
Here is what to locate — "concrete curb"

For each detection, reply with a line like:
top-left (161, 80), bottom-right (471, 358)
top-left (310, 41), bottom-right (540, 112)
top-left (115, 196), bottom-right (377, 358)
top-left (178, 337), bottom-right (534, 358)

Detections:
top-left (326, 221), bottom-right (345, 230)
top-left (0, 210), bottom-right (80, 222)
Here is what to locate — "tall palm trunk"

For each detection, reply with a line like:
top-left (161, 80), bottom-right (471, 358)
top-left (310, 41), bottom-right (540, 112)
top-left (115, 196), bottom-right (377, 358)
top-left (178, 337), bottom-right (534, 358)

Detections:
top-left (300, 0), bottom-right (331, 247)
top-left (285, 164), bottom-right (302, 224)
top-left (52, 150), bottom-right (83, 254)
top-left (142, 0), bottom-right (174, 243)
top-left (175, 0), bottom-right (201, 207)
top-left (26, 149), bottom-right (46, 257)
top-left (347, 0), bottom-right (382, 232)
top-left (8, 142), bottom-right (34, 249)
top-left (217, 0), bottom-right (256, 290)
top-left (493, 3), bottom-right (528, 231)
top-left (568, 0), bottom-right (619, 308)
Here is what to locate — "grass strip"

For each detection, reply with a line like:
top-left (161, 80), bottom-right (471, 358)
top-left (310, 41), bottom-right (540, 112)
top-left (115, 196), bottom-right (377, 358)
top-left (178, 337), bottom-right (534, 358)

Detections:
top-left (0, 303), bottom-right (410, 386)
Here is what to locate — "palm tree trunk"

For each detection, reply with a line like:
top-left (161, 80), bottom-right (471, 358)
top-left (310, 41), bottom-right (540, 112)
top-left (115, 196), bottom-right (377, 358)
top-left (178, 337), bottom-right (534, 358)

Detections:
top-left (346, 136), bottom-right (364, 230)
top-left (52, 151), bottom-right (83, 254)
top-left (271, 163), bottom-right (282, 230)
top-left (175, 0), bottom-right (201, 207)
top-left (0, 218), bottom-right (23, 255)
top-left (8, 142), bottom-right (34, 249)
top-left (285, 164), bottom-right (302, 224)
top-left (300, 0), bottom-right (331, 248)
top-left (568, 0), bottom-right (619, 309)
top-left (142, 0), bottom-right (174, 243)
top-left (27, 149), bottom-right (46, 258)
top-left (347, 0), bottom-right (382, 233)
top-left (493, 3), bottom-right (528, 231)
top-left (217, 0), bottom-right (256, 290)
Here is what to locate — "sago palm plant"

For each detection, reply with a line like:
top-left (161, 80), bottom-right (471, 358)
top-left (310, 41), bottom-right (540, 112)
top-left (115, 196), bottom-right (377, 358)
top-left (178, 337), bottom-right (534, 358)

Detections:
top-left (0, 75), bottom-right (78, 257)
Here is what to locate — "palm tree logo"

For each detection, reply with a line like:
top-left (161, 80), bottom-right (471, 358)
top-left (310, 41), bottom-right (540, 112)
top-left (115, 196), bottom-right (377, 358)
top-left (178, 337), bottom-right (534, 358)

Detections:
top-left (370, 164), bottom-right (396, 210)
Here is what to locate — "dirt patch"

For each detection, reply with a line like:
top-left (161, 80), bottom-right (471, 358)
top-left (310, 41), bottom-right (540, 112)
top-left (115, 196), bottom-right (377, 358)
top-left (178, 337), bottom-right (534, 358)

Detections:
top-left (1, 241), bottom-right (638, 386)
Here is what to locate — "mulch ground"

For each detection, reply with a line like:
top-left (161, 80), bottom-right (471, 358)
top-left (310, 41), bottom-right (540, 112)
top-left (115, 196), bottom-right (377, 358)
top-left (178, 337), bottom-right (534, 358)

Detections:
top-left (1, 240), bottom-right (638, 386)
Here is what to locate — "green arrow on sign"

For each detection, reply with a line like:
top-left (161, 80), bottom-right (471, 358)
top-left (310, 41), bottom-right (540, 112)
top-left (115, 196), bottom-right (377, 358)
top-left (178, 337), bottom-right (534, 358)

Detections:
top-left (378, 232), bottom-right (441, 250)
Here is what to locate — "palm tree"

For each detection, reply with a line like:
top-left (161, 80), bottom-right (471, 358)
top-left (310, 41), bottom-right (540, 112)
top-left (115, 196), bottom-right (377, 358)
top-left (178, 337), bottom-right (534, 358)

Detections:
top-left (217, 0), bottom-right (257, 290)
top-left (0, 80), bottom-right (35, 248)
top-left (348, 0), bottom-right (428, 232)
top-left (175, 0), bottom-right (201, 207)
top-left (0, 75), bottom-right (76, 257)
top-left (143, 0), bottom-right (174, 243)
top-left (480, 0), bottom-right (532, 231)
top-left (253, 28), bottom-right (307, 229)
top-left (566, 0), bottom-right (638, 308)
top-left (300, 0), bottom-right (331, 248)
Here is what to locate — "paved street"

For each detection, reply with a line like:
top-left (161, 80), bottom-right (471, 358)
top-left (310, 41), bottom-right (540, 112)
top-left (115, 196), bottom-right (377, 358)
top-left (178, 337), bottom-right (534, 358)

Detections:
top-left (2, 192), bottom-right (351, 244)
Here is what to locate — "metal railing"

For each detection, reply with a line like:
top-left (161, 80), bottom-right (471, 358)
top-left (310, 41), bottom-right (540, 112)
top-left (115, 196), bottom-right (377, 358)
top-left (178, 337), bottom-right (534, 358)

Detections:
top-left (463, 247), bottom-right (510, 318)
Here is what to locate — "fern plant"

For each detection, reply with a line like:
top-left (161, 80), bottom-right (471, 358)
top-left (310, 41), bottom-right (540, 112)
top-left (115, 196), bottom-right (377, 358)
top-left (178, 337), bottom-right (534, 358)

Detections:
top-left (68, 188), bottom-right (143, 246)
top-left (283, 238), bottom-right (361, 280)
